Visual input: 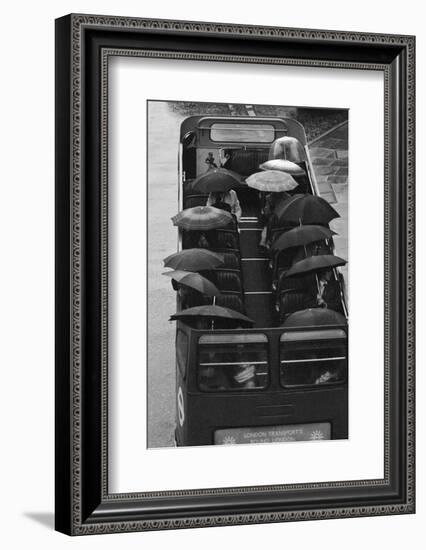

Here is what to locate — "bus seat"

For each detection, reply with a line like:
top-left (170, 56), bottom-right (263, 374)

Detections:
top-left (271, 249), bottom-right (297, 281)
top-left (183, 194), bottom-right (209, 209)
top-left (225, 149), bottom-right (269, 177)
top-left (276, 272), bottom-right (316, 295)
top-left (182, 230), bottom-right (215, 250)
top-left (210, 247), bottom-right (241, 258)
top-left (182, 179), bottom-right (195, 196)
top-left (215, 271), bottom-right (243, 293)
top-left (269, 226), bottom-right (295, 243)
top-left (212, 229), bottom-right (239, 250)
top-left (215, 252), bottom-right (240, 271)
top-left (215, 294), bottom-right (245, 314)
top-left (277, 290), bottom-right (310, 319)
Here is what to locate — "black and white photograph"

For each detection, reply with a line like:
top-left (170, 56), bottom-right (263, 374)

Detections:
top-left (147, 100), bottom-right (349, 448)
top-left (52, 9), bottom-right (415, 539)
top-left (0, 0), bottom-right (419, 544)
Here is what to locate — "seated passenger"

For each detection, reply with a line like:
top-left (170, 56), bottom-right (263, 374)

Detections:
top-left (198, 361), bottom-right (256, 391)
top-left (232, 363), bottom-right (256, 388)
top-left (215, 271), bottom-right (242, 293)
top-left (212, 229), bottom-right (239, 251)
top-left (301, 269), bottom-right (342, 311)
top-left (183, 230), bottom-right (213, 249)
top-left (206, 190), bottom-right (242, 223)
top-left (174, 284), bottom-right (206, 310)
top-left (316, 269), bottom-right (332, 307)
top-left (315, 369), bottom-right (341, 385)
top-left (198, 345), bottom-right (258, 390)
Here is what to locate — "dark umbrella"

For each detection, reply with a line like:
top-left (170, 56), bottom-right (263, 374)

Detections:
top-left (163, 249), bottom-right (224, 271)
top-left (171, 206), bottom-right (233, 230)
top-left (162, 270), bottom-right (220, 296)
top-left (169, 305), bottom-right (254, 327)
top-left (285, 254), bottom-right (346, 278)
top-left (189, 168), bottom-right (245, 193)
top-left (271, 225), bottom-right (336, 252)
top-left (282, 307), bottom-right (347, 327)
top-left (274, 194), bottom-right (340, 225)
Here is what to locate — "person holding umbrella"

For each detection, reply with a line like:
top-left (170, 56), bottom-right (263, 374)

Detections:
top-left (284, 255), bottom-right (347, 315)
top-left (185, 168), bottom-right (244, 226)
top-left (315, 269), bottom-right (332, 308)
top-left (162, 270), bottom-right (220, 310)
top-left (198, 342), bottom-right (257, 391)
top-left (246, 170), bottom-right (299, 250)
top-left (258, 191), bottom-right (291, 249)
top-left (206, 190), bottom-right (242, 223)
top-left (311, 268), bottom-right (343, 310)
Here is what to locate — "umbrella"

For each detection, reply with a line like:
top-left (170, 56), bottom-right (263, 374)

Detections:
top-left (268, 136), bottom-right (307, 163)
top-left (259, 159), bottom-right (306, 176)
top-left (169, 305), bottom-right (255, 327)
top-left (189, 168), bottom-right (245, 194)
top-left (285, 254), bottom-right (346, 278)
top-left (171, 206), bottom-right (233, 230)
top-left (282, 307), bottom-right (347, 327)
top-left (163, 249), bottom-right (224, 271)
top-left (271, 225), bottom-right (336, 252)
top-left (274, 194), bottom-right (340, 225)
top-left (162, 270), bottom-right (220, 296)
top-left (246, 170), bottom-right (299, 193)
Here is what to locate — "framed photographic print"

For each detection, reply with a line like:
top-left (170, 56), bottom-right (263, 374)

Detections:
top-left (55, 14), bottom-right (415, 535)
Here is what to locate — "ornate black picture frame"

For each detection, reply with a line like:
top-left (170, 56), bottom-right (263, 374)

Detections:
top-left (55, 14), bottom-right (415, 535)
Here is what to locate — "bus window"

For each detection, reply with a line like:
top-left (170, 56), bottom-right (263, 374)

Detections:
top-left (198, 333), bottom-right (269, 392)
top-left (176, 329), bottom-right (189, 379)
top-left (210, 123), bottom-right (275, 143)
top-left (280, 330), bottom-right (347, 388)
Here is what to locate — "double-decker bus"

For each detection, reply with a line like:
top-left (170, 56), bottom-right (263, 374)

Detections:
top-left (174, 115), bottom-right (348, 446)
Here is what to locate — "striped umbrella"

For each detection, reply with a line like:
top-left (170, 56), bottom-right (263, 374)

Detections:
top-left (260, 159), bottom-right (306, 176)
top-left (171, 206), bottom-right (233, 230)
top-left (245, 170), bottom-right (299, 193)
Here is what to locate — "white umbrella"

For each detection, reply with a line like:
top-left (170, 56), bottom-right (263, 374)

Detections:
top-left (259, 158), bottom-right (306, 176)
top-left (245, 170), bottom-right (299, 193)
